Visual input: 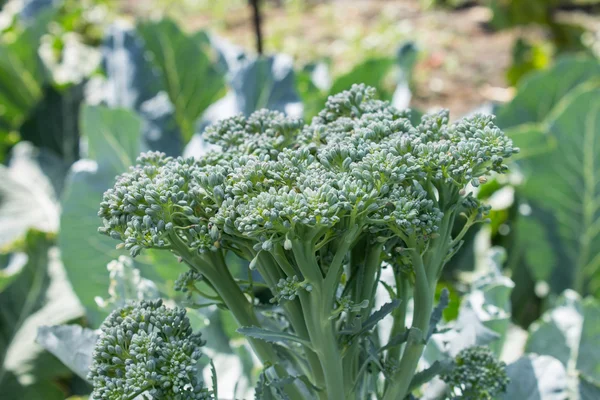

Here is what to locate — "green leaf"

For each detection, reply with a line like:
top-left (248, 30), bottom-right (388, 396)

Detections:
top-left (501, 354), bottom-right (568, 400)
top-left (579, 376), bottom-right (600, 400)
top-left (340, 300), bottom-right (400, 336)
top-left (295, 62), bottom-right (329, 121)
top-left (0, 231), bottom-right (83, 399)
top-left (98, 24), bottom-right (183, 156)
top-left (497, 56), bottom-right (600, 129)
top-left (137, 19), bottom-right (226, 141)
top-left (380, 331), bottom-right (409, 353)
top-left (0, 252), bottom-right (26, 293)
top-left (229, 55), bottom-right (302, 116)
top-left (210, 360), bottom-right (218, 399)
top-left (19, 84), bottom-right (84, 166)
top-left (81, 105), bottom-right (142, 176)
top-left (238, 326), bottom-right (312, 349)
top-left (512, 86), bottom-right (600, 295)
top-left (505, 124), bottom-right (555, 162)
top-left (0, 13), bottom-right (49, 134)
top-left (59, 105), bottom-right (143, 325)
top-left (408, 359), bottom-right (452, 392)
top-left (427, 288), bottom-right (449, 340)
top-left (59, 162), bottom-right (122, 326)
top-left (329, 57), bottom-right (396, 100)
top-left (526, 290), bottom-right (600, 397)
top-left (0, 142), bottom-right (60, 248)
top-left (36, 325), bottom-right (98, 381)
top-left (359, 299), bottom-right (401, 334)
top-left (514, 216), bottom-right (556, 282)
top-left (577, 298), bottom-right (600, 386)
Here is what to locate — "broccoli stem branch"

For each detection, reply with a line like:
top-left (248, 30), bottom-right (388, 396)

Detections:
top-left (256, 251), bottom-right (326, 392)
top-left (292, 239), bottom-right (345, 400)
top-left (383, 241), bottom-right (432, 400)
top-left (383, 209), bottom-right (456, 400)
top-left (385, 274), bottom-right (410, 369)
top-left (168, 236), bottom-right (305, 400)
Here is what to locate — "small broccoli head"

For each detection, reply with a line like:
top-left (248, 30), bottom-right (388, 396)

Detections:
top-left (440, 345), bottom-right (509, 400)
top-left (174, 270), bottom-right (204, 298)
top-left (88, 300), bottom-right (210, 400)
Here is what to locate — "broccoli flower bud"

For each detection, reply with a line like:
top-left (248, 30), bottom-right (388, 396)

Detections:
top-left (440, 345), bottom-right (509, 400)
top-left (270, 275), bottom-right (313, 304)
top-left (174, 270), bottom-right (204, 298)
top-left (88, 300), bottom-right (209, 400)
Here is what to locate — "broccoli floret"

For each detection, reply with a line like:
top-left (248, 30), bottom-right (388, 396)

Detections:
top-left (270, 275), bottom-right (313, 304)
top-left (441, 346), bottom-right (509, 400)
top-left (174, 270), bottom-right (204, 295)
top-left (88, 299), bottom-right (210, 400)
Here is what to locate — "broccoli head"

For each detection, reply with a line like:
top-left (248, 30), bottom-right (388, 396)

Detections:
top-left (98, 84), bottom-right (517, 259)
top-left (88, 300), bottom-right (210, 400)
top-left (441, 345), bottom-right (509, 400)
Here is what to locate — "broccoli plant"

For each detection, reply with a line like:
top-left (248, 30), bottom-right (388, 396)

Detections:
top-left (97, 84), bottom-right (517, 399)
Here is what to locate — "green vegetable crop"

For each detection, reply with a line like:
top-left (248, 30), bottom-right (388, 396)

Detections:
top-left (97, 84), bottom-right (517, 399)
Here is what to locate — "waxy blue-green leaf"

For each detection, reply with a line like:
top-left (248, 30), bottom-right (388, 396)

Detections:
top-left (97, 24), bottom-right (183, 156)
top-left (36, 325), bottom-right (98, 381)
top-left (81, 105), bottom-right (142, 176)
top-left (137, 19), bottom-right (226, 141)
top-left (229, 55), bottom-right (302, 117)
top-left (497, 57), bottom-right (600, 129)
top-left (59, 106), bottom-right (141, 325)
top-left (501, 354), bottom-right (568, 400)
top-left (0, 143), bottom-right (61, 248)
top-left (59, 106), bottom-right (191, 325)
top-left (19, 84), bottom-right (84, 167)
top-left (0, 231), bottom-right (83, 399)
top-left (526, 290), bottom-right (600, 398)
top-left (199, 54), bottom-right (303, 135)
top-left (510, 86), bottom-right (600, 295)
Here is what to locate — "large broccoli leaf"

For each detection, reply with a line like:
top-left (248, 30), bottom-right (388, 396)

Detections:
top-left (137, 18), bottom-right (226, 142)
top-left (497, 57), bottom-right (600, 129)
top-left (36, 325), bottom-right (98, 381)
top-left (508, 85), bottom-right (600, 295)
top-left (501, 354), bottom-right (568, 400)
top-left (525, 290), bottom-right (600, 399)
top-left (0, 231), bottom-right (83, 399)
top-left (0, 142), bottom-right (61, 248)
top-left (59, 105), bottom-right (186, 325)
top-left (92, 24), bottom-right (183, 156)
top-left (19, 84), bottom-right (84, 167)
top-left (59, 105), bottom-right (142, 325)
top-left (196, 53), bottom-right (303, 142)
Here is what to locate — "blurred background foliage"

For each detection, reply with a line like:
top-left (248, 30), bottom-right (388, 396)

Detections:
top-left (0, 0), bottom-right (599, 398)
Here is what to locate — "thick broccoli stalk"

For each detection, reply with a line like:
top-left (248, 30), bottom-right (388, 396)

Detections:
top-left (98, 84), bottom-right (517, 400)
top-left (441, 346), bottom-right (510, 399)
top-left (88, 300), bottom-right (210, 400)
